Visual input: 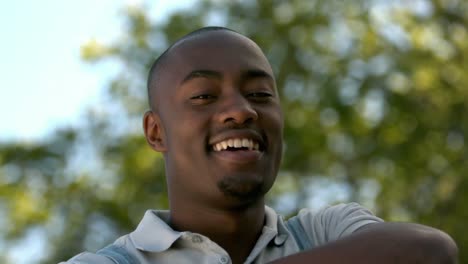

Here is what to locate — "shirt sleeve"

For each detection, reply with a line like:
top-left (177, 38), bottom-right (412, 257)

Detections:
top-left (296, 202), bottom-right (384, 246)
top-left (57, 252), bottom-right (115, 264)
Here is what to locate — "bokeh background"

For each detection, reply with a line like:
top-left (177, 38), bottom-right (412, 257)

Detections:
top-left (1, 0), bottom-right (467, 263)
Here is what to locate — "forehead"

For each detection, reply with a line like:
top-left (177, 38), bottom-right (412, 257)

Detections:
top-left (165, 31), bottom-right (273, 80)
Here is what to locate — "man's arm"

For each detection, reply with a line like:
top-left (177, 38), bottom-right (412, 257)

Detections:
top-left (270, 222), bottom-right (458, 264)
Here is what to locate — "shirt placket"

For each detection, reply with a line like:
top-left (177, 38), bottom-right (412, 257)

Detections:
top-left (183, 232), bottom-right (233, 264)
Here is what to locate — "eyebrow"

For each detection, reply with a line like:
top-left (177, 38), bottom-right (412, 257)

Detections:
top-left (242, 69), bottom-right (274, 82)
top-left (181, 70), bottom-right (222, 84)
top-left (180, 69), bottom-right (274, 85)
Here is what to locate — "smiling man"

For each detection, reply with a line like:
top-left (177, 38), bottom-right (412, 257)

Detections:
top-left (61, 27), bottom-right (458, 264)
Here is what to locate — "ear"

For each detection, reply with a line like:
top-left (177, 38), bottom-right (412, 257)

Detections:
top-left (143, 110), bottom-right (167, 152)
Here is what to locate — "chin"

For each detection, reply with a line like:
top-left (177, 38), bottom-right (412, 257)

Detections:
top-left (217, 174), bottom-right (267, 202)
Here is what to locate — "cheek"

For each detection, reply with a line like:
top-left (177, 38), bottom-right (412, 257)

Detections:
top-left (164, 115), bottom-right (209, 177)
top-left (260, 106), bottom-right (284, 134)
top-left (259, 106), bottom-right (284, 158)
top-left (165, 108), bottom-right (210, 150)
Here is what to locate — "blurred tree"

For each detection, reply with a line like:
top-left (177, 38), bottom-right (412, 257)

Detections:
top-left (0, 0), bottom-right (466, 263)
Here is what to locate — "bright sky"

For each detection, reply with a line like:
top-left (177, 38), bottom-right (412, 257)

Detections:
top-left (0, 0), bottom-right (194, 143)
top-left (0, 1), bottom-right (195, 262)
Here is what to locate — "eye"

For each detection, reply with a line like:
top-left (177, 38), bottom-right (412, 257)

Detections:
top-left (247, 92), bottom-right (273, 100)
top-left (190, 94), bottom-right (216, 100)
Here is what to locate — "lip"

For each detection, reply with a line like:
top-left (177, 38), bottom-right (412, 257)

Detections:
top-left (211, 148), bottom-right (263, 164)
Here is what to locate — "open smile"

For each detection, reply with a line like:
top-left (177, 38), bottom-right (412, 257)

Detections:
top-left (212, 138), bottom-right (260, 152)
top-left (209, 132), bottom-right (266, 164)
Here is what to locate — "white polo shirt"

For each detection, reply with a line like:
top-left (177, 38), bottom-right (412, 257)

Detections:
top-left (61, 203), bottom-right (383, 264)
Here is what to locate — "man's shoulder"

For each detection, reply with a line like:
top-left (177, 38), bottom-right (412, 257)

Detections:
top-left (58, 234), bottom-right (135, 264)
top-left (295, 202), bottom-right (380, 220)
top-left (58, 251), bottom-right (116, 264)
top-left (288, 202), bottom-right (383, 246)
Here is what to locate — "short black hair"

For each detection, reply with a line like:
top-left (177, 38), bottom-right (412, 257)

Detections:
top-left (146, 26), bottom-right (239, 110)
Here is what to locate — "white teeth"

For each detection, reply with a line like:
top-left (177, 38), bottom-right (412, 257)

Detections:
top-left (213, 138), bottom-right (260, 151)
top-left (242, 139), bottom-right (249, 148)
top-left (234, 139), bottom-right (242, 148)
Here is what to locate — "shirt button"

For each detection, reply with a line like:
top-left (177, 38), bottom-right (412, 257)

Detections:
top-left (219, 256), bottom-right (229, 264)
top-left (191, 235), bottom-right (203, 243)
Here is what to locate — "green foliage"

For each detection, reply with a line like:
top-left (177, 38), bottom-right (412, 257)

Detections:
top-left (1, 0), bottom-right (467, 262)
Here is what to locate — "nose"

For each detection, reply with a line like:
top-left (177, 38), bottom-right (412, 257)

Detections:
top-left (217, 94), bottom-right (258, 125)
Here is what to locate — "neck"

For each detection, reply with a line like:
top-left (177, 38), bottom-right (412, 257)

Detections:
top-left (169, 198), bottom-right (266, 264)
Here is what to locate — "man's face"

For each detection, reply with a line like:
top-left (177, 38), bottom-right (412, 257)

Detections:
top-left (147, 31), bottom-right (283, 208)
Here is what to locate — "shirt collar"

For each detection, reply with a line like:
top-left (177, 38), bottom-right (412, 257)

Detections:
top-left (130, 206), bottom-right (289, 253)
top-left (264, 206), bottom-right (290, 246)
top-left (243, 206), bottom-right (290, 263)
top-left (130, 210), bottom-right (182, 252)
